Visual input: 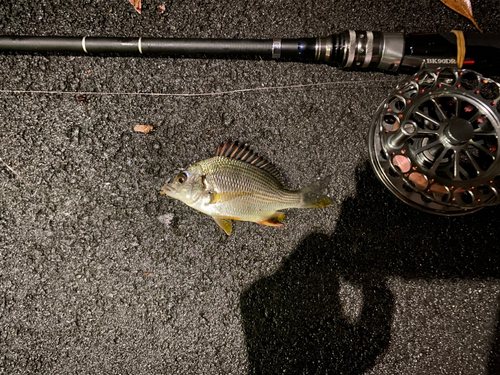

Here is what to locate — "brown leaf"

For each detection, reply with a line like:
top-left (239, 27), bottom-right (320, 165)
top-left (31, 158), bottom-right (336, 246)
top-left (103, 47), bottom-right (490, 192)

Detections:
top-left (129, 0), bottom-right (141, 14)
top-left (76, 95), bottom-right (88, 104)
top-left (440, 0), bottom-right (482, 32)
top-left (158, 5), bottom-right (166, 13)
top-left (134, 125), bottom-right (154, 134)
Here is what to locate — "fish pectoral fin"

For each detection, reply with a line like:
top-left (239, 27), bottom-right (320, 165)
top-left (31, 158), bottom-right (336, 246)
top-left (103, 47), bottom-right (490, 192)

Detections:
top-left (209, 191), bottom-right (252, 204)
top-left (257, 212), bottom-right (285, 227)
top-left (213, 216), bottom-right (233, 235)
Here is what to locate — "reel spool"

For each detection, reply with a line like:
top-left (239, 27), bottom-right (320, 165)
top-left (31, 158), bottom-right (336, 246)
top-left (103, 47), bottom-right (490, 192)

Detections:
top-left (369, 67), bottom-right (500, 215)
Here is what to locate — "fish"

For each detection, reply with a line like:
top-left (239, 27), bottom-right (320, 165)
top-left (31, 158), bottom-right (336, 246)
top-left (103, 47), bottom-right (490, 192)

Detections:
top-left (161, 141), bottom-right (332, 235)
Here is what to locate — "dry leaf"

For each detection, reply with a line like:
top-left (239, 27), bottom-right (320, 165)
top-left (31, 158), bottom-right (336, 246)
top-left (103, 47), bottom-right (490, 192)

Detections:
top-left (76, 95), bottom-right (88, 104)
top-left (134, 125), bottom-right (154, 134)
top-left (129, 0), bottom-right (141, 14)
top-left (440, 0), bottom-right (482, 32)
top-left (158, 5), bottom-right (166, 13)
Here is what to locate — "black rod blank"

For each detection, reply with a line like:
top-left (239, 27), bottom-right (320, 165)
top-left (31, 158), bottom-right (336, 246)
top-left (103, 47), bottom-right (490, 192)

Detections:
top-left (0, 36), bottom-right (305, 56)
top-left (1, 31), bottom-right (500, 74)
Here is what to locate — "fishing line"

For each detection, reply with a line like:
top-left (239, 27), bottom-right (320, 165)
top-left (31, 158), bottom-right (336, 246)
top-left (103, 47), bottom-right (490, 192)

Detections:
top-left (0, 157), bottom-right (20, 178)
top-left (0, 79), bottom-right (397, 98)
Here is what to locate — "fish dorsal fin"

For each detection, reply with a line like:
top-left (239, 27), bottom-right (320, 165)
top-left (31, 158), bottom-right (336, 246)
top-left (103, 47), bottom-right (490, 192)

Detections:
top-left (215, 141), bottom-right (284, 186)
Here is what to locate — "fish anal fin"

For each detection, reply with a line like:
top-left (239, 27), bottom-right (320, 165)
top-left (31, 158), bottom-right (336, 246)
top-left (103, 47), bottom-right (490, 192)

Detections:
top-left (257, 211), bottom-right (285, 227)
top-left (213, 216), bottom-right (233, 235)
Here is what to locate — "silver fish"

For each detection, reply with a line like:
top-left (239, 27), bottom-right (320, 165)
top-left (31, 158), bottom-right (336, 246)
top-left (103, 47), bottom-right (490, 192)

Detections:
top-left (161, 141), bottom-right (332, 235)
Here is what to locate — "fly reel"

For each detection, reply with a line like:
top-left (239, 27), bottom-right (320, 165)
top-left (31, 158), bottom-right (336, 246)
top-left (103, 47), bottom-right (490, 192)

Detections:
top-left (369, 67), bottom-right (500, 215)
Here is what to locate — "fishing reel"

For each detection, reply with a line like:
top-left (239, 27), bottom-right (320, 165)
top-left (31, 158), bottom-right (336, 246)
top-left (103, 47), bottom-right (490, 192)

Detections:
top-left (369, 67), bottom-right (500, 215)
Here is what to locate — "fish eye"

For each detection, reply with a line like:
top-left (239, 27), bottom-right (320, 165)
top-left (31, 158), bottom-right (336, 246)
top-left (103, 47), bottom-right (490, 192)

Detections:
top-left (176, 172), bottom-right (188, 184)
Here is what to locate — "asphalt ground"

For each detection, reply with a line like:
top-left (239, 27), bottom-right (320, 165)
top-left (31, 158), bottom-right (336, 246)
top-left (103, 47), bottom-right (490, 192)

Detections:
top-left (1, 0), bottom-right (499, 374)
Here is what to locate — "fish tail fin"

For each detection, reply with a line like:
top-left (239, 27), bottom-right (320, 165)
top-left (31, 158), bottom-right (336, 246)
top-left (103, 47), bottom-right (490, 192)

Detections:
top-left (298, 177), bottom-right (332, 208)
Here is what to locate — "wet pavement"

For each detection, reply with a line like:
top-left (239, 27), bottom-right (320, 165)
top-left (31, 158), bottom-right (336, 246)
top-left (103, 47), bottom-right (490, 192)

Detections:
top-left (1, 1), bottom-right (499, 374)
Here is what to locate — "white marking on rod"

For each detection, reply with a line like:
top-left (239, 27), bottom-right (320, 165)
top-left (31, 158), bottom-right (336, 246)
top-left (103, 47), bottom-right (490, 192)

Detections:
top-left (138, 37), bottom-right (143, 54)
top-left (363, 31), bottom-right (374, 68)
top-left (82, 37), bottom-right (88, 53)
top-left (272, 39), bottom-right (281, 59)
top-left (346, 30), bottom-right (356, 67)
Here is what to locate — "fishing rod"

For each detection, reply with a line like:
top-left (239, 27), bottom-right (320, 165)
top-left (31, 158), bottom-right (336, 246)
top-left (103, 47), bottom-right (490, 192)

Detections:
top-left (1, 30), bottom-right (500, 74)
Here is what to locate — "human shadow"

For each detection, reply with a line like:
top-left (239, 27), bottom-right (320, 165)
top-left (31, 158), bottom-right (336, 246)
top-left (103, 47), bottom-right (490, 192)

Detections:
top-left (488, 295), bottom-right (500, 375)
top-left (241, 161), bottom-right (500, 374)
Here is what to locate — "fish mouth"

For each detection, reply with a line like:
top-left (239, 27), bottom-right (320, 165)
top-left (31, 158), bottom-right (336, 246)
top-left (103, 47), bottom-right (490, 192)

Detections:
top-left (160, 184), bottom-right (174, 196)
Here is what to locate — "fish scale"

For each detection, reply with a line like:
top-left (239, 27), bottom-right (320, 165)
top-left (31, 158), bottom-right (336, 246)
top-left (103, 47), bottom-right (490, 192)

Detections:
top-left (200, 157), bottom-right (301, 219)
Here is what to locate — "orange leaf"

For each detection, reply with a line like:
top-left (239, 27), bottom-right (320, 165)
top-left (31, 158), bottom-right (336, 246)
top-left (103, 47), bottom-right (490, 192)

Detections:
top-left (440, 0), bottom-right (482, 32)
top-left (129, 0), bottom-right (141, 14)
top-left (134, 125), bottom-right (154, 134)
